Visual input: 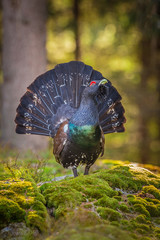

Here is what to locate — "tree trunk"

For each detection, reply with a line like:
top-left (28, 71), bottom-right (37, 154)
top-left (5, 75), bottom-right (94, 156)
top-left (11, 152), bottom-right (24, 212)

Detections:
top-left (156, 2), bottom-right (160, 141)
top-left (73, 0), bottom-right (81, 61)
top-left (139, 39), bottom-right (151, 164)
top-left (138, 0), bottom-right (159, 164)
top-left (1, 0), bottom-right (48, 150)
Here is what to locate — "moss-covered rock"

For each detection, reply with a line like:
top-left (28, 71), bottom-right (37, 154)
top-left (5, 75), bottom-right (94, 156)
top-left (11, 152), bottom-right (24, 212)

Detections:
top-left (41, 165), bottom-right (160, 240)
top-left (0, 179), bottom-right (50, 238)
top-left (142, 185), bottom-right (160, 200)
top-left (46, 208), bottom-right (134, 240)
top-left (0, 197), bottom-right (26, 224)
top-left (0, 222), bottom-right (35, 240)
top-left (1, 163), bottom-right (160, 240)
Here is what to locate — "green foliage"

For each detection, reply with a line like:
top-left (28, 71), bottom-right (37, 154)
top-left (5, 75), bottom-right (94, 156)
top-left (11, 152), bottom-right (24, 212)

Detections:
top-left (0, 148), bottom-right (71, 183)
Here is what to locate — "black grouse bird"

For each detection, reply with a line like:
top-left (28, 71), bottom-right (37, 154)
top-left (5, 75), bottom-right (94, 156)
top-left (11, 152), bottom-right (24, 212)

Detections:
top-left (15, 61), bottom-right (126, 177)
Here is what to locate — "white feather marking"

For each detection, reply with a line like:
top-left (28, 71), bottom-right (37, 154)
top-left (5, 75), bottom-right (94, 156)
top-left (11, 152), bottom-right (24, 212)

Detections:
top-left (112, 122), bottom-right (120, 128)
top-left (63, 139), bottom-right (67, 146)
top-left (107, 98), bottom-right (113, 107)
top-left (63, 124), bottom-right (68, 133)
top-left (111, 113), bottom-right (119, 121)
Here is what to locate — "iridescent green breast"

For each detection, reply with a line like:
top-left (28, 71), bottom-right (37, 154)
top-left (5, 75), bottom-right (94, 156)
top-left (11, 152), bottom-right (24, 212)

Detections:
top-left (69, 122), bottom-right (101, 148)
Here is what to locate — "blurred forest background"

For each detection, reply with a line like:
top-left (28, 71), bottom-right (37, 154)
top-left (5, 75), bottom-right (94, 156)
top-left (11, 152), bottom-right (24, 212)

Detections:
top-left (0, 0), bottom-right (159, 166)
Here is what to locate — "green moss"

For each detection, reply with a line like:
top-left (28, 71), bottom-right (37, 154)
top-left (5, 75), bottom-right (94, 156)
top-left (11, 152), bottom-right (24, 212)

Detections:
top-left (95, 196), bottom-right (119, 209)
top-left (146, 202), bottom-right (160, 217)
top-left (146, 198), bottom-right (160, 204)
top-left (45, 185), bottom-right (83, 207)
top-left (41, 165), bottom-right (160, 239)
top-left (118, 203), bottom-right (129, 212)
top-left (127, 194), bottom-right (135, 199)
top-left (154, 218), bottom-right (160, 225)
top-left (55, 206), bottom-right (69, 219)
top-left (133, 204), bottom-right (150, 218)
top-left (155, 227), bottom-right (160, 234)
top-left (137, 224), bottom-right (150, 233)
top-left (113, 196), bottom-right (122, 201)
top-left (135, 215), bottom-right (148, 224)
top-left (43, 174), bottom-right (117, 219)
top-left (0, 189), bottom-right (35, 209)
top-left (0, 180), bottom-right (33, 194)
top-left (43, 182), bottom-right (87, 219)
top-left (132, 221), bottom-right (151, 232)
top-left (139, 237), bottom-right (151, 240)
top-left (0, 179), bottom-right (49, 234)
top-left (136, 228), bottom-right (146, 234)
top-left (127, 192), bottom-right (160, 220)
top-left (83, 203), bottom-right (93, 209)
top-left (142, 185), bottom-right (160, 200)
top-left (75, 175), bottom-right (117, 198)
top-left (111, 221), bottom-right (120, 226)
top-left (97, 207), bottom-right (122, 221)
top-left (26, 210), bottom-right (48, 233)
top-left (46, 223), bottom-right (135, 240)
top-left (128, 197), bottom-right (147, 207)
top-left (120, 219), bottom-right (130, 226)
top-left (155, 234), bottom-right (160, 239)
top-left (46, 209), bottom-right (134, 240)
top-left (95, 165), bottom-right (160, 192)
top-left (69, 208), bottom-right (103, 227)
top-left (0, 197), bottom-right (25, 224)
top-left (1, 164), bottom-right (160, 239)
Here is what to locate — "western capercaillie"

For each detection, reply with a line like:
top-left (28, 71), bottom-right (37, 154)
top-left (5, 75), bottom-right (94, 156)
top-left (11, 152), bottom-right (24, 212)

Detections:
top-left (15, 61), bottom-right (126, 177)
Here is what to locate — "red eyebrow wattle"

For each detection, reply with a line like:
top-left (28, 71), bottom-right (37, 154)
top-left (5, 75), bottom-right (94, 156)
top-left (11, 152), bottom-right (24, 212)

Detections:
top-left (90, 81), bottom-right (96, 86)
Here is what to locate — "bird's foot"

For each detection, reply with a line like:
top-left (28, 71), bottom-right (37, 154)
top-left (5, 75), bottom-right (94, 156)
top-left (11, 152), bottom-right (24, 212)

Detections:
top-left (84, 165), bottom-right (90, 175)
top-left (72, 167), bottom-right (78, 178)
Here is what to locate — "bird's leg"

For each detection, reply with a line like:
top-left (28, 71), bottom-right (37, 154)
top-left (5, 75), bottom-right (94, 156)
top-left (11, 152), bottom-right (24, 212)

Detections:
top-left (72, 167), bottom-right (78, 178)
top-left (84, 165), bottom-right (90, 175)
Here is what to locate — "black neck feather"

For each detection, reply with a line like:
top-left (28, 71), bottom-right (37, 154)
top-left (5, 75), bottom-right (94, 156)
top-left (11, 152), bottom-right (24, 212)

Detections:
top-left (70, 97), bottom-right (99, 126)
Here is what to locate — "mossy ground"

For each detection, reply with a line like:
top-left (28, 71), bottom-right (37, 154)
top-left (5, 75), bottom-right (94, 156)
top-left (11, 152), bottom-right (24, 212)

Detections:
top-left (41, 164), bottom-right (160, 240)
top-left (0, 178), bottom-right (50, 239)
top-left (0, 151), bottom-right (160, 240)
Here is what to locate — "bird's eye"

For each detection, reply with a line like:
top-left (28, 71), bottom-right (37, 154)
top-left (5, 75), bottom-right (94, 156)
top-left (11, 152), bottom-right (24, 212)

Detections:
top-left (89, 81), bottom-right (96, 86)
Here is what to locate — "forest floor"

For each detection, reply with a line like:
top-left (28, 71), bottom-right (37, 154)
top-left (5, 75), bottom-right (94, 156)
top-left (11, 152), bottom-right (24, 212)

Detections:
top-left (0, 146), bottom-right (160, 240)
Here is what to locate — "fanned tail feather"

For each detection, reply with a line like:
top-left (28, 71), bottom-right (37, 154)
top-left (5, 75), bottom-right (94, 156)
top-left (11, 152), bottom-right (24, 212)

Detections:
top-left (98, 85), bottom-right (126, 134)
top-left (15, 61), bottom-right (104, 137)
top-left (15, 61), bottom-right (125, 137)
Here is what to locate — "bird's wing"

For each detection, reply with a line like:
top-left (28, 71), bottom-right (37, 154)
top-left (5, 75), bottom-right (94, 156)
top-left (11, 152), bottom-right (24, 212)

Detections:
top-left (53, 120), bottom-right (69, 163)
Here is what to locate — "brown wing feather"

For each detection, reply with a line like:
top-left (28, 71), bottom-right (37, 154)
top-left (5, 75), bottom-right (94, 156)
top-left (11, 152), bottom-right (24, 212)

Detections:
top-left (53, 120), bottom-right (68, 163)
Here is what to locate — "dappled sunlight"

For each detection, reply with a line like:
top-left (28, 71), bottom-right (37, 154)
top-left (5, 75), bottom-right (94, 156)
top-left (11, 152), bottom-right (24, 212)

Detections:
top-left (95, 24), bottom-right (116, 49)
top-left (0, 1), bottom-right (159, 239)
top-left (47, 26), bottom-right (75, 64)
top-left (0, 1), bottom-right (159, 165)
